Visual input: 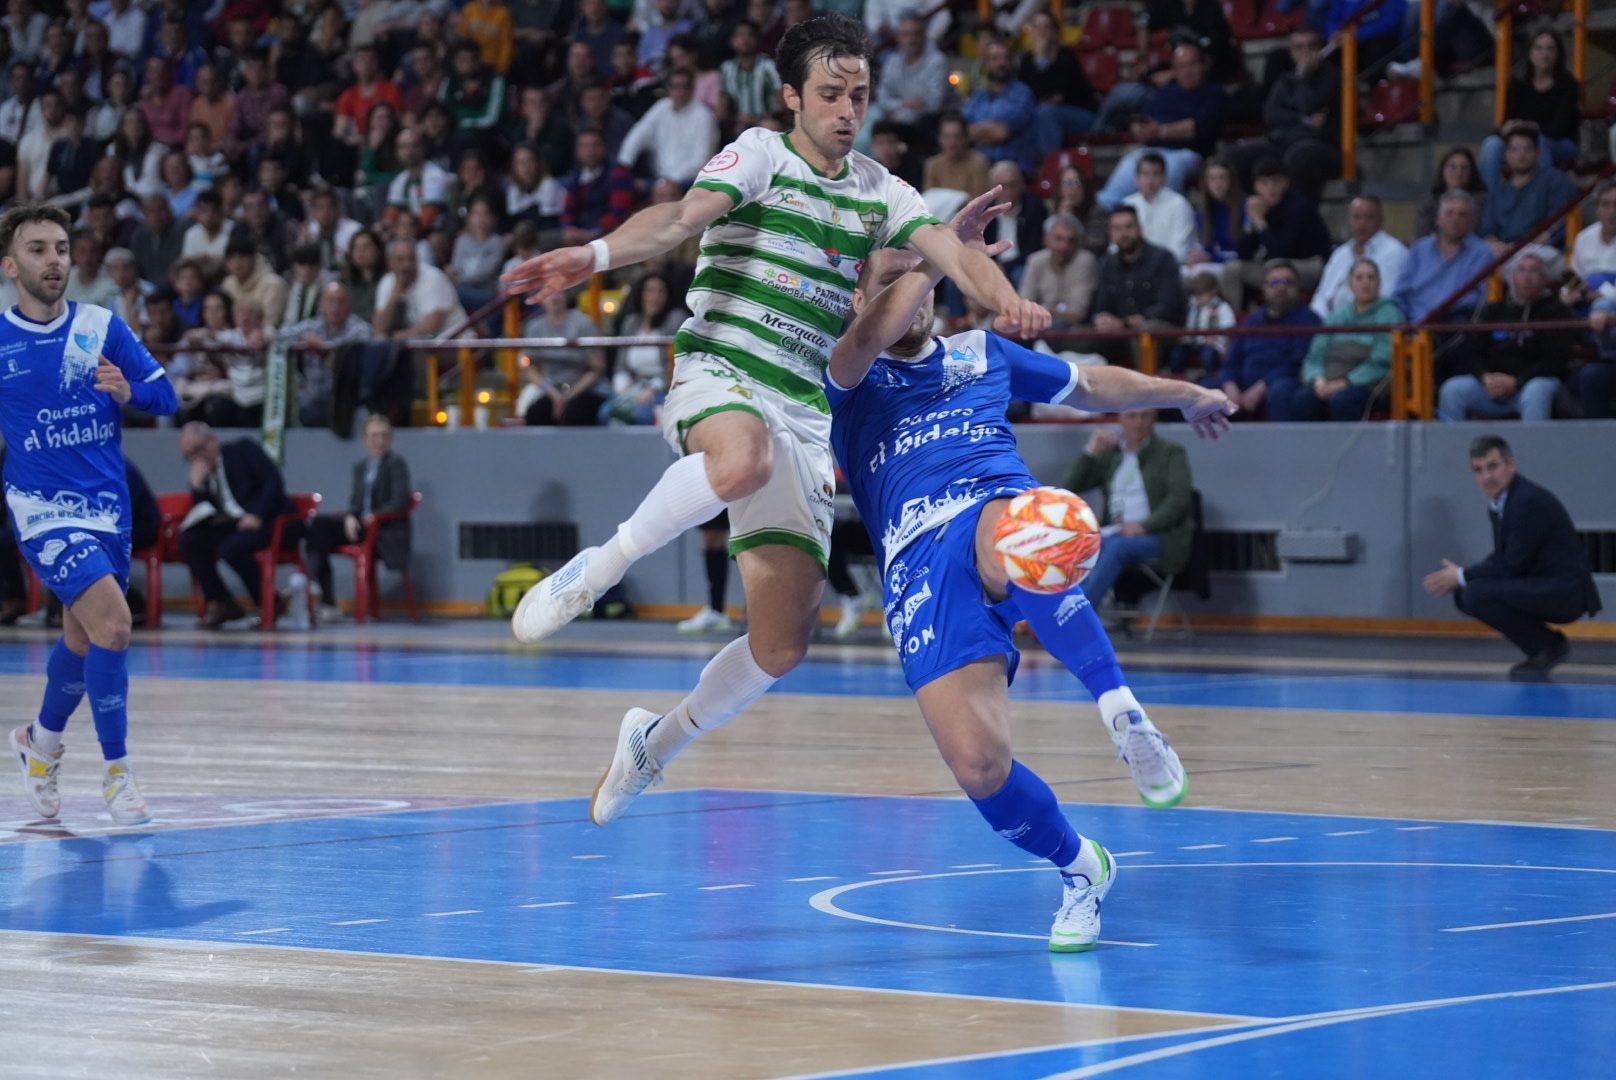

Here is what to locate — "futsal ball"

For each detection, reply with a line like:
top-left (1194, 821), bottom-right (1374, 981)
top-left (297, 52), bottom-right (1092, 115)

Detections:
top-left (993, 488), bottom-right (1102, 593)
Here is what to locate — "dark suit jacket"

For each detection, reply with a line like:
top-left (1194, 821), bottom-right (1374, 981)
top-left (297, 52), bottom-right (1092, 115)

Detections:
top-left (349, 452), bottom-right (412, 571)
top-left (986, 197), bottom-right (1047, 281)
top-left (191, 439), bottom-right (293, 525)
top-left (1466, 474), bottom-right (1601, 617)
top-left (1062, 436), bottom-right (1195, 574)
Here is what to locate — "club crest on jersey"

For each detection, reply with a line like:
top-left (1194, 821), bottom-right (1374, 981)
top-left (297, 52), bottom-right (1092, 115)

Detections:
top-left (857, 209), bottom-right (885, 237)
top-left (73, 331), bottom-right (100, 355)
top-left (940, 344), bottom-right (987, 394)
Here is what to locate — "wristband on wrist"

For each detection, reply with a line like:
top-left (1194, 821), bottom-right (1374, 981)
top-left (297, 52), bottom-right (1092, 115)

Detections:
top-left (589, 238), bottom-right (611, 273)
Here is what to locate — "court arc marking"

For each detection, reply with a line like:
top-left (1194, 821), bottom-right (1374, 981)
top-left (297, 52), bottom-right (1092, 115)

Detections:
top-left (1442, 910), bottom-right (1616, 933)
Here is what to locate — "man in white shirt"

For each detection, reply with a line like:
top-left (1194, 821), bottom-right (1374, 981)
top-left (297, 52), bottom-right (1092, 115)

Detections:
top-left (1122, 152), bottom-right (1195, 263)
top-left (385, 129), bottom-right (453, 231)
top-left (303, 188), bottom-right (363, 272)
top-left (179, 189), bottom-right (236, 265)
top-left (617, 67), bottom-right (718, 186)
top-left (91, 0), bottom-right (146, 58)
top-left (1568, 180), bottom-right (1616, 303)
top-left (1311, 195), bottom-right (1408, 317)
top-left (14, 86), bottom-right (66, 201)
top-left (373, 237), bottom-right (468, 341)
top-left (63, 230), bottom-right (119, 309)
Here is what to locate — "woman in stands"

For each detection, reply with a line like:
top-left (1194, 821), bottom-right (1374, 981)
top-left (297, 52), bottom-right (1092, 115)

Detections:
top-left (1480, 30), bottom-right (1582, 183)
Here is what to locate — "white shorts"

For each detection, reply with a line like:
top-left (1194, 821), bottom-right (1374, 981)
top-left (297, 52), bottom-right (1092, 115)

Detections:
top-left (660, 352), bottom-right (834, 569)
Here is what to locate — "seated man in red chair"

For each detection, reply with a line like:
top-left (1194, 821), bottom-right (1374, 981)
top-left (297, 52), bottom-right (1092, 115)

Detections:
top-left (303, 414), bottom-right (412, 622)
top-left (176, 421), bottom-right (297, 629)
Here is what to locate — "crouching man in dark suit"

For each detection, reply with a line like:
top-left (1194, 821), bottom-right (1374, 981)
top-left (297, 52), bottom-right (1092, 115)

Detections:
top-left (1423, 435), bottom-right (1602, 679)
top-left (177, 421), bottom-right (297, 629)
top-left (302, 414), bottom-right (412, 622)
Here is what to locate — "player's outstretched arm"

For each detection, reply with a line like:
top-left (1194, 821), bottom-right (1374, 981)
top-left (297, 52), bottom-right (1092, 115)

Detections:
top-left (1071, 366), bottom-right (1237, 439)
top-left (499, 187), bottom-right (735, 305)
top-left (906, 219), bottom-right (1050, 340)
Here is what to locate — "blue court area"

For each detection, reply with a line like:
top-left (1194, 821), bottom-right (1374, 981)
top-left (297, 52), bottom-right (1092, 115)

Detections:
top-left (2, 791), bottom-right (1613, 1078)
top-left (0, 637), bottom-right (1611, 720)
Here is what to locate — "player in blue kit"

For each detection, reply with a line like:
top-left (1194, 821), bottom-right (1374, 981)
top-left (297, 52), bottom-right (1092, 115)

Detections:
top-left (826, 191), bottom-right (1234, 949)
top-left (0, 204), bottom-right (178, 826)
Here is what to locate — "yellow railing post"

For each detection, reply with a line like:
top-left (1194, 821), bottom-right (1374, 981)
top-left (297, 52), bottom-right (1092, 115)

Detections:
top-left (587, 272), bottom-right (603, 323)
top-left (503, 297), bottom-right (521, 418)
top-left (458, 346), bottom-right (475, 427)
top-left (426, 352), bottom-right (440, 421)
top-left (1572, 0), bottom-right (1587, 83)
top-left (1138, 332), bottom-right (1157, 375)
top-left (1414, 331), bottom-right (1435, 419)
top-left (1495, 10), bottom-right (1512, 129)
top-left (1391, 329), bottom-right (1408, 420)
top-left (1341, 30), bottom-right (1359, 181)
top-left (1419, 0), bottom-right (1435, 124)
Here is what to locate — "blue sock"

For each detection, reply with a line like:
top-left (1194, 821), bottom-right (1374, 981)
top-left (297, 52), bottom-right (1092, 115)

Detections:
top-left (33, 638), bottom-right (86, 748)
top-left (1015, 589), bottom-right (1125, 699)
top-left (83, 645), bottom-right (130, 762)
top-left (969, 760), bottom-right (1084, 868)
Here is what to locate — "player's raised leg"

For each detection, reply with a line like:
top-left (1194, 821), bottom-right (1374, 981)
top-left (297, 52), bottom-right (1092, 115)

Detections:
top-left (591, 542), bottom-right (823, 825)
top-left (66, 574), bottom-right (149, 826)
top-left (512, 410), bottom-right (774, 643)
top-left (914, 656), bottom-right (1115, 952)
top-left (8, 631), bottom-right (85, 820)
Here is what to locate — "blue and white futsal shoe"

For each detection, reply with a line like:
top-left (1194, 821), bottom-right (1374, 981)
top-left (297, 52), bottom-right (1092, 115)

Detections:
top-left (512, 546), bottom-right (603, 642)
top-left (1051, 840), bottom-right (1116, 952)
top-left (1110, 710), bottom-right (1188, 809)
top-left (590, 708), bottom-right (665, 826)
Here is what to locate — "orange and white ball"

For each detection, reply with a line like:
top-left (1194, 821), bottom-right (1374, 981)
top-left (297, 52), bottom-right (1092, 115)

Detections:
top-left (992, 487), bottom-right (1102, 593)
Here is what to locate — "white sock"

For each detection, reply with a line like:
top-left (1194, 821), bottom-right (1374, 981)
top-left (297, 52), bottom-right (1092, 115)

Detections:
top-left (29, 723), bottom-right (63, 756)
top-left (585, 453), bottom-right (726, 593)
top-left (1097, 687), bottom-right (1143, 737)
top-left (645, 634), bottom-right (777, 766)
top-left (1062, 836), bottom-right (1107, 886)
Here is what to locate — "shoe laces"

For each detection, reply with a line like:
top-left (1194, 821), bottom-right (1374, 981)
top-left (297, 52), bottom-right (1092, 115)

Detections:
top-left (1119, 721), bottom-right (1172, 777)
top-left (1056, 874), bottom-right (1098, 921)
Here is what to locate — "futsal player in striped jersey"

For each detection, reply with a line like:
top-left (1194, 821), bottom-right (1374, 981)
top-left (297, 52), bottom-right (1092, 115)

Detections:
top-left (501, 14), bottom-right (1050, 826)
top-left (0, 204), bottom-right (178, 826)
top-left (824, 194), bottom-right (1233, 949)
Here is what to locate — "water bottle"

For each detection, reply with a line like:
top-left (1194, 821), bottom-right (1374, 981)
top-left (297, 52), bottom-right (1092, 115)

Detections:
top-left (286, 572), bottom-right (312, 630)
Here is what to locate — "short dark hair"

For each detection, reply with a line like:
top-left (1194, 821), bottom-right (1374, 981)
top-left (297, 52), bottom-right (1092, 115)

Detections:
top-left (0, 203), bottom-right (72, 256)
top-left (195, 188), bottom-right (223, 210)
top-left (291, 243), bottom-right (322, 266)
top-left (1108, 204), bottom-right (1140, 222)
top-left (937, 111), bottom-right (967, 135)
top-left (1468, 434), bottom-right (1513, 461)
top-left (1263, 258), bottom-right (1299, 280)
top-left (1136, 151), bottom-right (1167, 174)
top-left (225, 231), bottom-right (258, 257)
top-left (871, 119), bottom-right (904, 140)
top-left (777, 13), bottom-right (870, 96)
top-left (87, 193), bottom-right (117, 211)
top-left (1254, 157), bottom-right (1288, 181)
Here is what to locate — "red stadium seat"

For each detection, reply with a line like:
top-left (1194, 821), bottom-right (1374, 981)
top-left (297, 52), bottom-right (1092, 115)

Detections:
top-left (1079, 49), bottom-right (1119, 94)
top-left (1077, 5), bottom-right (1135, 51)
top-left (1035, 147), bottom-right (1098, 200)
top-left (1362, 78), bottom-right (1421, 128)
top-left (332, 492), bottom-right (422, 623)
top-left (256, 492), bottom-right (320, 630)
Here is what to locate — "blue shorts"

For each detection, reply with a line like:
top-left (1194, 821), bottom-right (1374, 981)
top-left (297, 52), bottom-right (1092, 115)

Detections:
top-left (20, 527), bottom-right (131, 607)
top-left (883, 501), bottom-right (1024, 692)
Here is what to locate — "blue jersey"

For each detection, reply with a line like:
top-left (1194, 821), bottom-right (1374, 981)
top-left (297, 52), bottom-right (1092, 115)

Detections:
top-left (827, 328), bottom-right (1080, 570)
top-left (0, 302), bottom-right (169, 540)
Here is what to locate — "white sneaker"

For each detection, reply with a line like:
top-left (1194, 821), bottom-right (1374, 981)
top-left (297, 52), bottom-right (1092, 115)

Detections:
top-left (589, 707), bottom-right (665, 826)
top-left (1050, 840), bottom-right (1117, 953)
top-left (833, 593), bottom-right (874, 639)
top-left (317, 603), bottom-right (345, 625)
top-left (9, 724), bottom-right (63, 820)
top-left (677, 607), bottom-right (733, 633)
top-left (512, 548), bottom-right (603, 643)
top-left (102, 761), bottom-right (151, 826)
top-left (1109, 710), bottom-right (1187, 809)
top-left (1387, 58), bottom-right (1422, 80)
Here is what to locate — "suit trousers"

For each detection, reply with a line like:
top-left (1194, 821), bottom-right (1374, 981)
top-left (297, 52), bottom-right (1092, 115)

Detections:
top-left (1454, 577), bottom-right (1586, 657)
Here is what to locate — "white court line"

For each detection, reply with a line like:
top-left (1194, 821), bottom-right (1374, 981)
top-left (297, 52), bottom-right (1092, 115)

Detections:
top-left (698, 883), bottom-right (755, 892)
top-left (948, 863), bottom-right (1000, 869)
top-left (1036, 979), bottom-right (1616, 1078)
top-left (785, 876), bottom-right (837, 882)
top-left (330, 918), bottom-right (386, 926)
top-left (1325, 830), bottom-right (1374, 836)
top-left (518, 901), bottom-right (575, 909)
top-left (1442, 911), bottom-right (1616, 933)
top-left (571, 854), bottom-right (607, 860)
top-left (235, 928), bottom-right (291, 936)
top-left (1180, 844), bottom-right (1224, 850)
top-left (1396, 826), bottom-right (1440, 832)
top-left (870, 869), bottom-right (921, 875)
top-left (809, 870), bottom-right (1157, 948)
top-left (1251, 837), bottom-right (1297, 844)
top-left (424, 910), bottom-right (480, 918)
top-left (1112, 851), bottom-right (1153, 857)
top-left (609, 892), bottom-right (666, 900)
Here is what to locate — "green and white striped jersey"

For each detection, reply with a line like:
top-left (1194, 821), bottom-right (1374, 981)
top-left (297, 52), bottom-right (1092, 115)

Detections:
top-left (681, 127), bottom-right (939, 414)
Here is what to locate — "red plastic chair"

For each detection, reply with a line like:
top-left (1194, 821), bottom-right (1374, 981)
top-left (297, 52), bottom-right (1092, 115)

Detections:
top-left (333, 491), bottom-right (422, 623)
top-left (135, 491), bottom-right (193, 628)
top-left (1035, 147), bottom-right (1097, 200)
top-left (1224, 0), bottom-right (1264, 40)
top-left (1362, 78), bottom-right (1421, 128)
top-left (257, 492), bottom-right (321, 630)
top-left (1078, 50), bottom-right (1119, 95)
top-left (1077, 4), bottom-right (1135, 51)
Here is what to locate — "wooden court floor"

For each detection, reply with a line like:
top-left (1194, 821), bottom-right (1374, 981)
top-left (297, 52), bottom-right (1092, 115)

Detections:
top-left (1, 626), bottom-right (1613, 1078)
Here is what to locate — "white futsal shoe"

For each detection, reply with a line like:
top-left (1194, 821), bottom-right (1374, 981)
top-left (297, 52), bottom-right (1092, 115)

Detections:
top-left (1051, 840), bottom-right (1117, 953)
top-left (512, 547), bottom-right (604, 643)
top-left (678, 607), bottom-right (733, 634)
top-left (589, 708), bottom-right (665, 826)
top-left (833, 592), bottom-right (876, 639)
top-left (1109, 710), bottom-right (1187, 809)
top-left (102, 761), bottom-right (152, 826)
top-left (10, 724), bottom-right (63, 820)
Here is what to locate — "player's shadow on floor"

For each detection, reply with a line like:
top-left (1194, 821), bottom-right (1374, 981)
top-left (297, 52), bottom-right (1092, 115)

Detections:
top-left (2, 834), bottom-right (248, 936)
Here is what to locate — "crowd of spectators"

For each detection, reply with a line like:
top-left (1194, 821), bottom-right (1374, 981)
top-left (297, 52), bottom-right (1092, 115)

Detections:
top-left (0, 0), bottom-right (1609, 431)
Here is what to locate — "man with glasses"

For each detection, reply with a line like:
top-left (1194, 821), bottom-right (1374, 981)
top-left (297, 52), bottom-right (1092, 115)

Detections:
top-left (1208, 258), bottom-right (1322, 419)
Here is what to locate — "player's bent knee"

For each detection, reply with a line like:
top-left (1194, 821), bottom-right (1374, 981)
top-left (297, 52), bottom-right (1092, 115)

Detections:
top-left (948, 751), bottom-right (1012, 801)
top-left (751, 640), bottom-right (807, 678)
top-left (707, 446), bottom-right (774, 502)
